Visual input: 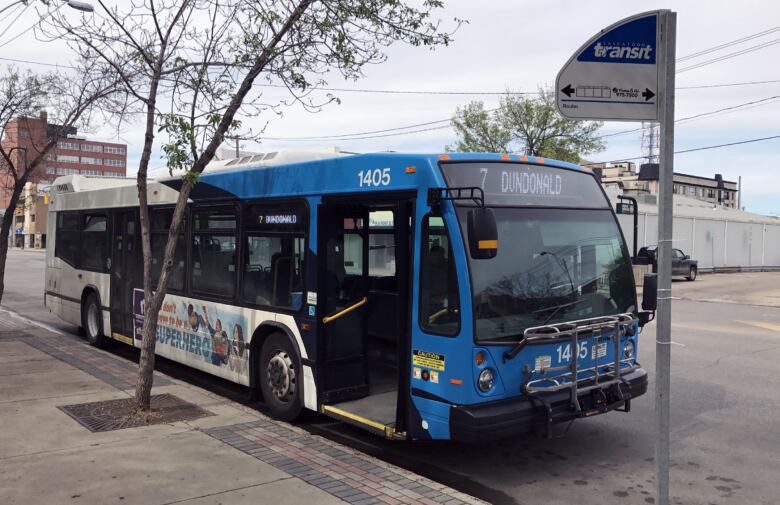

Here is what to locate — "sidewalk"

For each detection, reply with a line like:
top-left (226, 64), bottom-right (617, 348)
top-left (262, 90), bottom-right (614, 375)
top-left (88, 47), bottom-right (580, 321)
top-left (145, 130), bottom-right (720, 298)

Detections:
top-left (0, 310), bottom-right (483, 505)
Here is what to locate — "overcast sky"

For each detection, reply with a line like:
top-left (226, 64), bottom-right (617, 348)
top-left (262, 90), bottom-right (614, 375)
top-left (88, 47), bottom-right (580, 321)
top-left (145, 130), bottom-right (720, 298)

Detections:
top-left (2, 0), bottom-right (779, 214)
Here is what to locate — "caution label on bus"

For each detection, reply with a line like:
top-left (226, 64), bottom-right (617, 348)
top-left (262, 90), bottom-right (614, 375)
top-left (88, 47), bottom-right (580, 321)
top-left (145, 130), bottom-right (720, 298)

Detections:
top-left (412, 350), bottom-right (445, 371)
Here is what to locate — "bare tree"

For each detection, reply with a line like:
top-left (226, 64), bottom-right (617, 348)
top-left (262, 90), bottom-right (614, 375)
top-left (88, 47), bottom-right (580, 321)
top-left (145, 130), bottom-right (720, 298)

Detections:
top-left (45, 0), bottom-right (459, 413)
top-left (0, 66), bottom-right (120, 305)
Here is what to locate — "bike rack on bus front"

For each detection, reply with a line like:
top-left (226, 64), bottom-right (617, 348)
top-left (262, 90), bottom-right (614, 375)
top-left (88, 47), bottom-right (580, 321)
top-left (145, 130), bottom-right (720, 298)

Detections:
top-left (510, 313), bottom-right (638, 437)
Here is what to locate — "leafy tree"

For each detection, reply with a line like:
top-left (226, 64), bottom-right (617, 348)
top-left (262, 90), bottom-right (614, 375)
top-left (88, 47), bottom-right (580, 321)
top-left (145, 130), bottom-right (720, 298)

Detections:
top-left (448, 87), bottom-right (604, 162)
top-left (446, 101), bottom-right (509, 153)
top-left (44, 0), bottom-right (459, 413)
top-left (0, 66), bottom-right (120, 305)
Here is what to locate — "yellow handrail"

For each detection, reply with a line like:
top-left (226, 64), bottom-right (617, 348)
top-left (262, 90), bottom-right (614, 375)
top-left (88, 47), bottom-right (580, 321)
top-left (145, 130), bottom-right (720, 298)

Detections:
top-left (322, 297), bottom-right (368, 324)
top-left (428, 307), bottom-right (450, 324)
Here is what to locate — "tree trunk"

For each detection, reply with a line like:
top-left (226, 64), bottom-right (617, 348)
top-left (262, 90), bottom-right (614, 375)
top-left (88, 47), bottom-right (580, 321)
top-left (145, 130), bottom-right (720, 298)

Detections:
top-left (134, 77), bottom-right (161, 413)
top-left (0, 178), bottom-right (28, 306)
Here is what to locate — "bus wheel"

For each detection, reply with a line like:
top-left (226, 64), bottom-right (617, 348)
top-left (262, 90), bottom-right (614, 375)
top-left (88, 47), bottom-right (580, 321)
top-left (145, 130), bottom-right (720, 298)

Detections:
top-left (259, 332), bottom-right (303, 421)
top-left (82, 292), bottom-right (106, 348)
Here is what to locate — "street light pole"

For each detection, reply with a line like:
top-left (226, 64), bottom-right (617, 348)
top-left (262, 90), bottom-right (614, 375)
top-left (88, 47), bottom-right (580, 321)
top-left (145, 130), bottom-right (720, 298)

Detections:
top-left (0, 0), bottom-right (93, 17)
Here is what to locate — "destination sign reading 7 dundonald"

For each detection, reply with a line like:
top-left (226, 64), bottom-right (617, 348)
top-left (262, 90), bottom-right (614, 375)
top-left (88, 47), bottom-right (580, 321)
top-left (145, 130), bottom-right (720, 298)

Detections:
top-left (440, 163), bottom-right (608, 208)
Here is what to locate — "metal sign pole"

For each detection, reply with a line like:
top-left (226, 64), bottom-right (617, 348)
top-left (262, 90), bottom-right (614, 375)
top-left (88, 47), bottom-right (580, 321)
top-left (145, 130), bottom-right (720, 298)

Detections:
top-left (655, 11), bottom-right (676, 505)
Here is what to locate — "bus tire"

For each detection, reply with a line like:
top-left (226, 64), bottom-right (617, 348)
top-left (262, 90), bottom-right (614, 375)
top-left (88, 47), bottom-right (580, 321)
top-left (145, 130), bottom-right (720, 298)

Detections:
top-left (259, 332), bottom-right (303, 421)
top-left (82, 292), bottom-right (107, 348)
top-left (686, 267), bottom-right (697, 281)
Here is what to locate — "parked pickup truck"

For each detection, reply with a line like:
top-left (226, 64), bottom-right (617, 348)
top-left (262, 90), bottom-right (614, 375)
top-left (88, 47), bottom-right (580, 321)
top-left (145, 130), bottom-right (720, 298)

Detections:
top-left (637, 246), bottom-right (698, 281)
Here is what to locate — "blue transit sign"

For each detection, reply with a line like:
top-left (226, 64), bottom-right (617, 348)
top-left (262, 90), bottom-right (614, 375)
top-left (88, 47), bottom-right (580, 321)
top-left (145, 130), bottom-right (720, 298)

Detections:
top-left (556, 10), bottom-right (668, 121)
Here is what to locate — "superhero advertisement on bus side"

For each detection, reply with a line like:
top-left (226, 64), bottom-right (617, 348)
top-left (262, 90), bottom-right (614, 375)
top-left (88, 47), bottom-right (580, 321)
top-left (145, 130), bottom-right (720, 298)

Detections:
top-left (133, 289), bottom-right (248, 377)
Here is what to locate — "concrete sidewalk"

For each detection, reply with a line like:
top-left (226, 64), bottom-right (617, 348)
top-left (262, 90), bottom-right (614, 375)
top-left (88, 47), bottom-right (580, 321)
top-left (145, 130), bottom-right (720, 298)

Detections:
top-left (0, 310), bottom-right (483, 505)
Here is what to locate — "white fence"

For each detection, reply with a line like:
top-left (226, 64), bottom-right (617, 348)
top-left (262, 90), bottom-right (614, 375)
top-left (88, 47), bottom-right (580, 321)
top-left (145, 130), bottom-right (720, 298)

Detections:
top-left (616, 212), bottom-right (780, 271)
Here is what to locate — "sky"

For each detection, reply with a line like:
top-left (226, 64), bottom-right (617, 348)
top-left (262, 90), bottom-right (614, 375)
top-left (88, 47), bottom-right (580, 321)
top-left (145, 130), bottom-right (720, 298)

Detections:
top-left (1, 0), bottom-right (779, 215)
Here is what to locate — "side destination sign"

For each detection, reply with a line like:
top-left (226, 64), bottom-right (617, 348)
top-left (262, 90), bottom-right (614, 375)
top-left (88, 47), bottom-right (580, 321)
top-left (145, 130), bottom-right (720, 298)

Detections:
top-left (556, 10), bottom-right (668, 122)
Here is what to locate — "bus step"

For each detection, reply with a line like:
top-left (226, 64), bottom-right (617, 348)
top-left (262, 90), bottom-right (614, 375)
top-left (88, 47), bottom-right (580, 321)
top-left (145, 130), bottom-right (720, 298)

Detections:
top-left (320, 404), bottom-right (404, 440)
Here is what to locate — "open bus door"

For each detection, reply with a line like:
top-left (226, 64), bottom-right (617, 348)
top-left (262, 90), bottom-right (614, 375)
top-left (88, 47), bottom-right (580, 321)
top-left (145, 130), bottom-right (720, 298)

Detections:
top-left (109, 210), bottom-right (138, 343)
top-left (317, 204), bottom-right (371, 404)
top-left (317, 197), bottom-right (413, 439)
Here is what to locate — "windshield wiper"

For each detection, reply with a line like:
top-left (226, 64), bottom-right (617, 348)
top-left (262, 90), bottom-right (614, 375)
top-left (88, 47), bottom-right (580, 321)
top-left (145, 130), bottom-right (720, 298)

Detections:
top-left (540, 250), bottom-right (575, 295)
top-left (536, 299), bottom-right (587, 326)
top-left (502, 299), bottom-right (588, 362)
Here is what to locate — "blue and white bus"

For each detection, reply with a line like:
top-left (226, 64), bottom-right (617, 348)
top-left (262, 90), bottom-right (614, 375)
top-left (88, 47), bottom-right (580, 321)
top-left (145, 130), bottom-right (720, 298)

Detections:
top-left (45, 149), bottom-right (652, 441)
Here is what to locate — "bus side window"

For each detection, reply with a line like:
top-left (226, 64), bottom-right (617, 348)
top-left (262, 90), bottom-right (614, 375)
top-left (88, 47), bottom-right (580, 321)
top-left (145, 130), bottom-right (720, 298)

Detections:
top-left (150, 208), bottom-right (186, 292)
top-left (243, 235), bottom-right (304, 309)
top-left (419, 215), bottom-right (460, 336)
top-left (55, 212), bottom-right (80, 266)
top-left (80, 213), bottom-right (107, 271)
top-left (191, 206), bottom-right (237, 298)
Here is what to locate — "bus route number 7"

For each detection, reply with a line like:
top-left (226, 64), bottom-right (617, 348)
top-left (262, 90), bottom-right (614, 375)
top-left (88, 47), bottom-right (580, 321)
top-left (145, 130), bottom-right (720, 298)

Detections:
top-left (358, 168), bottom-right (391, 188)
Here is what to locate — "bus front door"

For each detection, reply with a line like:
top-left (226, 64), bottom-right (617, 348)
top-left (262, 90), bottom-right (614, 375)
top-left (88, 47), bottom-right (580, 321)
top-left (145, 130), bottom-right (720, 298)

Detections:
top-left (317, 205), bottom-right (370, 404)
top-left (317, 198), bottom-right (414, 439)
top-left (109, 210), bottom-right (138, 342)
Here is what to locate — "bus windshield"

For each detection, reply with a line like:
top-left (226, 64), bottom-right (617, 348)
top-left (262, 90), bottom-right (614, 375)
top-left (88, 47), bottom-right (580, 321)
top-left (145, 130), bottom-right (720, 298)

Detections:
top-left (456, 207), bottom-right (635, 341)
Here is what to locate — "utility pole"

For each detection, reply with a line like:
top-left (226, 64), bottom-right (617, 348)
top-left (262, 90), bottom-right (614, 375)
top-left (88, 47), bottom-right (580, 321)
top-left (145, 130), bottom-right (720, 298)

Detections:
top-left (655, 11), bottom-right (676, 505)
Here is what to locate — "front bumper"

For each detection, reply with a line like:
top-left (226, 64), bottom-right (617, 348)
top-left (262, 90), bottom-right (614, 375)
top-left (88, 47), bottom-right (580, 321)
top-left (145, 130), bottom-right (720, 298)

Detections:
top-left (449, 366), bottom-right (648, 442)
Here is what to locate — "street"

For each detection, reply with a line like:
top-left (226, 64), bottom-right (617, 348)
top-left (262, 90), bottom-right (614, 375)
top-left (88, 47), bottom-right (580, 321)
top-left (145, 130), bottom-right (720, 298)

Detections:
top-left (3, 249), bottom-right (780, 505)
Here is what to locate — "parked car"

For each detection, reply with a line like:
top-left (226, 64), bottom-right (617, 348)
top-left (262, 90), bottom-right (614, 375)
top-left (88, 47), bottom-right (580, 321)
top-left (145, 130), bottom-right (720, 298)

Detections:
top-left (637, 246), bottom-right (698, 281)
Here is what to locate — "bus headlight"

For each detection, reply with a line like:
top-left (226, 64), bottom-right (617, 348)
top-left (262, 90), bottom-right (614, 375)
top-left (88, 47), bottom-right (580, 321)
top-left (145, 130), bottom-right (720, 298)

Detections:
top-left (478, 368), bottom-right (495, 392)
top-left (623, 340), bottom-right (635, 359)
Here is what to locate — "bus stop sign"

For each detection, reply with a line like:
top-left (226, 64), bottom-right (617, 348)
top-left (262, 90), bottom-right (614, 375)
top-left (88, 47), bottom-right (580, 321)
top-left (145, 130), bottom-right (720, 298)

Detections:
top-left (556, 11), bottom-right (665, 122)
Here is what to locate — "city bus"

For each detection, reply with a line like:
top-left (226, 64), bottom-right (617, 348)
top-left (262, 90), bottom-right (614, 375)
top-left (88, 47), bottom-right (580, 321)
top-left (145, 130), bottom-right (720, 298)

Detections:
top-left (44, 150), bottom-right (653, 441)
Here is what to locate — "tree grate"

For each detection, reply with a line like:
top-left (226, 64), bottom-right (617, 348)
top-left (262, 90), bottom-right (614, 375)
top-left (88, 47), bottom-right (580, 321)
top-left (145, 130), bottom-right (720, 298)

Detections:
top-left (58, 393), bottom-right (213, 432)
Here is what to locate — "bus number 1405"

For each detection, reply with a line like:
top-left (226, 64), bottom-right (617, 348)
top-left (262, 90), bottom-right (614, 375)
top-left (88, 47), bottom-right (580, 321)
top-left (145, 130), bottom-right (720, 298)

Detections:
top-left (556, 342), bottom-right (588, 363)
top-left (358, 168), bottom-right (391, 187)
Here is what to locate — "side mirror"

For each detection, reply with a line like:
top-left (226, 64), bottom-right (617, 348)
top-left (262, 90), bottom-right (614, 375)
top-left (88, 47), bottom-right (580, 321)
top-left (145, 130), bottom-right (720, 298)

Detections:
top-left (467, 207), bottom-right (498, 259)
top-left (684, 254), bottom-right (690, 260)
top-left (641, 273), bottom-right (657, 312)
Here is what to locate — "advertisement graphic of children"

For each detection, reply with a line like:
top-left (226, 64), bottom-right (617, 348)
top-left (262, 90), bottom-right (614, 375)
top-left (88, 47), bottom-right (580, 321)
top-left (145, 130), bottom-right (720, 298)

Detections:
top-left (184, 303), bottom-right (206, 332)
top-left (229, 323), bottom-right (247, 374)
top-left (202, 307), bottom-right (229, 366)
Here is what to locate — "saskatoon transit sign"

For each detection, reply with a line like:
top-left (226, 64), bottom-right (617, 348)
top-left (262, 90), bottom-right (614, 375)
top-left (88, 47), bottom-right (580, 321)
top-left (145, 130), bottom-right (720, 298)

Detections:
top-left (556, 11), bottom-right (666, 122)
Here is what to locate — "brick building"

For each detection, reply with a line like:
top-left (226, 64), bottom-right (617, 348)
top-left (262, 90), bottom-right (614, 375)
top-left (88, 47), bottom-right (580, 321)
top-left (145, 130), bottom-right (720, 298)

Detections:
top-left (1, 111), bottom-right (128, 247)
top-left (1, 111), bottom-right (127, 205)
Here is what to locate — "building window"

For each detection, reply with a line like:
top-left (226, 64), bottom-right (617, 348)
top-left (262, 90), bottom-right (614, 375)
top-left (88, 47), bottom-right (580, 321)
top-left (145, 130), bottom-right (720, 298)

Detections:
top-left (104, 158), bottom-right (124, 167)
top-left (104, 146), bottom-right (125, 155)
top-left (19, 129), bottom-right (29, 139)
top-left (81, 144), bottom-right (102, 153)
top-left (56, 154), bottom-right (79, 163)
top-left (191, 206), bottom-right (237, 298)
top-left (47, 167), bottom-right (56, 174)
top-left (80, 157), bottom-right (102, 165)
top-left (57, 141), bottom-right (79, 151)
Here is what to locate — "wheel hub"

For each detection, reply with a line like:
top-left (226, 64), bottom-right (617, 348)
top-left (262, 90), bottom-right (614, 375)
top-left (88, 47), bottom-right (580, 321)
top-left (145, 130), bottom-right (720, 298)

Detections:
top-left (266, 351), bottom-right (296, 402)
top-left (87, 303), bottom-right (99, 337)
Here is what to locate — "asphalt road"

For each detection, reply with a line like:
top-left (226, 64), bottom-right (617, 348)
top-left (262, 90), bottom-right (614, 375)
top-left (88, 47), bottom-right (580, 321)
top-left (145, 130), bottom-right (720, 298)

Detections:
top-left (3, 249), bottom-right (780, 505)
